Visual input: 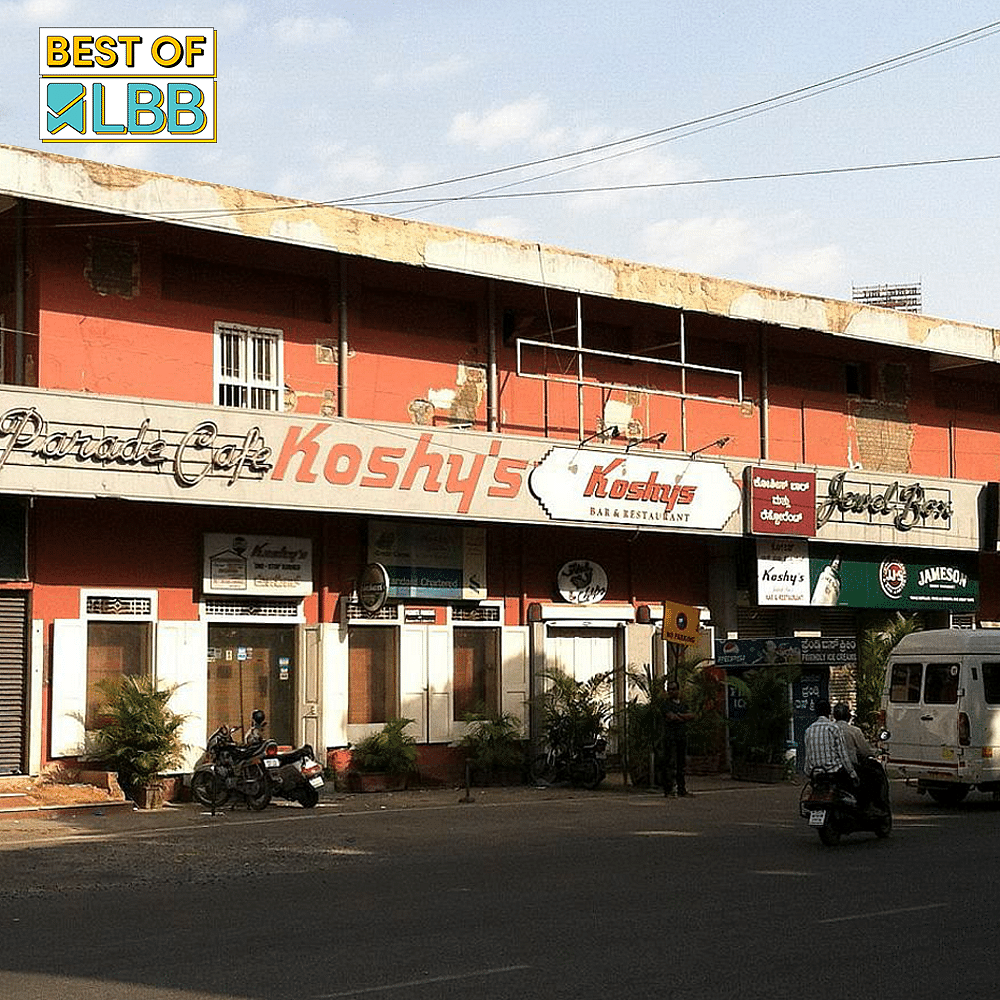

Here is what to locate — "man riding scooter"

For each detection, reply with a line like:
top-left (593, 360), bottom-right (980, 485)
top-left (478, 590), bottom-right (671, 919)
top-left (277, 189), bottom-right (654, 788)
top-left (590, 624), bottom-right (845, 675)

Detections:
top-left (804, 699), bottom-right (857, 794)
top-left (833, 702), bottom-right (889, 818)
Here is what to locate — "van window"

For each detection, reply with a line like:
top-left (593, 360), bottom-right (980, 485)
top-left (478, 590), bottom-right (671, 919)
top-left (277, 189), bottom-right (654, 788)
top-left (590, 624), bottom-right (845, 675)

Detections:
top-left (982, 663), bottom-right (1000, 704)
top-left (924, 662), bottom-right (960, 704)
top-left (889, 662), bottom-right (922, 703)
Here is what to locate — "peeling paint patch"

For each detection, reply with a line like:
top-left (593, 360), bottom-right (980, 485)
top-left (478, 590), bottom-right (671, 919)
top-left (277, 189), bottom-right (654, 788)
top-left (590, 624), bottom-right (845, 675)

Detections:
top-left (425, 237), bottom-right (616, 294)
top-left (730, 291), bottom-right (829, 331)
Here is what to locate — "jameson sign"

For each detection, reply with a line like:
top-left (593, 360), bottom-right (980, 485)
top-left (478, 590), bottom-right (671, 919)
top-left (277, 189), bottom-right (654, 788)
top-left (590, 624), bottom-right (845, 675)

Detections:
top-left (805, 544), bottom-right (977, 609)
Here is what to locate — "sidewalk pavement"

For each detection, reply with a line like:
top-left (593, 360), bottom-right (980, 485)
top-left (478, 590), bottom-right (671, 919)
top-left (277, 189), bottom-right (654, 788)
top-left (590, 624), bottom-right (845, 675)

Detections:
top-left (0, 772), bottom-right (804, 846)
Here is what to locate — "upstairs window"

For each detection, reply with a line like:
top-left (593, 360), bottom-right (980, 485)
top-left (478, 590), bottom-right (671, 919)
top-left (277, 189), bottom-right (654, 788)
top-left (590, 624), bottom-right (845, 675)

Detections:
top-left (214, 321), bottom-right (283, 411)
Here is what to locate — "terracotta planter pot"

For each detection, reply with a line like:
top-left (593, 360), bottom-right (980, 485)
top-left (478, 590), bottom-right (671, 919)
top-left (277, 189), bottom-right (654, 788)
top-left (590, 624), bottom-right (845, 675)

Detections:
top-left (346, 770), bottom-right (410, 793)
top-left (132, 782), bottom-right (166, 809)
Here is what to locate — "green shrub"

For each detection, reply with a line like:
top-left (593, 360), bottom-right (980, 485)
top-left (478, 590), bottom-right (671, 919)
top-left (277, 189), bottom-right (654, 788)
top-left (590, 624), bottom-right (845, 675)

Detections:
top-left (351, 718), bottom-right (419, 774)
top-left (91, 675), bottom-right (188, 792)
top-left (459, 709), bottom-right (526, 779)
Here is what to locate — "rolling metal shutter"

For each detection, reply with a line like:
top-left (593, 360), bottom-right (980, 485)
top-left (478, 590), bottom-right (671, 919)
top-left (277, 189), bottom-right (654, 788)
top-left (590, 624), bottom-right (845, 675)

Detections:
top-left (0, 592), bottom-right (28, 774)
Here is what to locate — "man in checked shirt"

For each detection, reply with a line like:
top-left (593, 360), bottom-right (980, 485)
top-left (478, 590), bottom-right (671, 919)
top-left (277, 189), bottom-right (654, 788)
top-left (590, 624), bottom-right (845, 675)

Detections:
top-left (804, 698), bottom-right (857, 793)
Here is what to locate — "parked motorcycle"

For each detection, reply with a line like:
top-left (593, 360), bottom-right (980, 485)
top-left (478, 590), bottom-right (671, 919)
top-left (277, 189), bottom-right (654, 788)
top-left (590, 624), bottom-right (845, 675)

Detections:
top-left (191, 724), bottom-right (272, 811)
top-left (799, 754), bottom-right (892, 846)
top-left (530, 734), bottom-right (607, 789)
top-left (262, 738), bottom-right (325, 808)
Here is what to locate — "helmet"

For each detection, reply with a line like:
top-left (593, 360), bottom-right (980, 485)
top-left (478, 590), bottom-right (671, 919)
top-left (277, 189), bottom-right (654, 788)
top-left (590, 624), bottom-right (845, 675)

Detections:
top-left (251, 709), bottom-right (266, 727)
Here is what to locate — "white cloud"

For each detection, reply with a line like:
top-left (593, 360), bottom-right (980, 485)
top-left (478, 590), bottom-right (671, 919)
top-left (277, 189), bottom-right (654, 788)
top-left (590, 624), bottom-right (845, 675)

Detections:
top-left (377, 54), bottom-right (472, 90)
top-left (470, 214), bottom-right (533, 240)
top-left (271, 142), bottom-right (388, 202)
top-left (448, 95), bottom-right (549, 151)
top-left (271, 16), bottom-right (350, 46)
top-left (641, 212), bottom-right (847, 294)
top-left (2, 0), bottom-right (74, 20)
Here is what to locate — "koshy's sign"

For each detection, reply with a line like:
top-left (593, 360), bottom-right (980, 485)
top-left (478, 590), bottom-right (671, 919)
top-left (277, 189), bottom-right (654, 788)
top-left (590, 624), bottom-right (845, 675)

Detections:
top-left (202, 533), bottom-right (312, 597)
top-left (529, 447), bottom-right (741, 531)
top-left (0, 387), bottom-right (985, 548)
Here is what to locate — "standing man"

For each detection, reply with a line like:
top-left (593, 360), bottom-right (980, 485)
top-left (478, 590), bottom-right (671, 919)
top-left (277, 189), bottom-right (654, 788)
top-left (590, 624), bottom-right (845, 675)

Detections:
top-left (804, 698), bottom-right (857, 792)
top-left (661, 680), bottom-right (695, 797)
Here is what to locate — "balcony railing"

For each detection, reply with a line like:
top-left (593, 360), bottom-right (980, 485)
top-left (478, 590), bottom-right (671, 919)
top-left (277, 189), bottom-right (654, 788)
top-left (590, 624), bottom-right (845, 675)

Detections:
top-left (0, 327), bottom-right (39, 386)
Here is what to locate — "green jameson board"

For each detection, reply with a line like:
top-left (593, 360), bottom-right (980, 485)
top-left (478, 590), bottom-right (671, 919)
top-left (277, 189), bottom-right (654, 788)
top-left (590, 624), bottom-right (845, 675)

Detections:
top-left (808, 544), bottom-right (977, 610)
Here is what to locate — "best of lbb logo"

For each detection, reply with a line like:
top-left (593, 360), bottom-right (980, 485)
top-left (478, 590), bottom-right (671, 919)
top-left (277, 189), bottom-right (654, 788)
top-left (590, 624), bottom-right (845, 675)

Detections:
top-left (39, 28), bottom-right (217, 142)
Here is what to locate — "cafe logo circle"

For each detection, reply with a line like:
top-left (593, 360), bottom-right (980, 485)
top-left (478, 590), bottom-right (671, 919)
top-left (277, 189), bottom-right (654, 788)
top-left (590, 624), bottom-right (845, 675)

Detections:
top-left (880, 558), bottom-right (907, 599)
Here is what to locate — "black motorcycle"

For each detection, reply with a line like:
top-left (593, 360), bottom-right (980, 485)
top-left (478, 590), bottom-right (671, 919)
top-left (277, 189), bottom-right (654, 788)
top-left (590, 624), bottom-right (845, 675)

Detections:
top-left (800, 756), bottom-right (892, 846)
top-left (530, 732), bottom-right (607, 790)
top-left (191, 724), bottom-right (272, 812)
top-left (262, 738), bottom-right (325, 808)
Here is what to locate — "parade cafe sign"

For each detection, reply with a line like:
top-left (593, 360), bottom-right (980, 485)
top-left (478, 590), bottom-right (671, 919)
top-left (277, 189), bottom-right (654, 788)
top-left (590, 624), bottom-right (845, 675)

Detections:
top-left (0, 388), bottom-right (983, 547)
top-left (0, 389), bottom-right (747, 537)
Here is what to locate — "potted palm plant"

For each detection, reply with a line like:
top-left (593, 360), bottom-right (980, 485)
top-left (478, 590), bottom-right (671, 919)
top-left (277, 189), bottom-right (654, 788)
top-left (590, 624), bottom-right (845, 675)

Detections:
top-left (729, 663), bottom-right (799, 783)
top-left (348, 718), bottom-right (419, 792)
top-left (90, 675), bottom-right (188, 808)
top-left (458, 709), bottom-right (527, 785)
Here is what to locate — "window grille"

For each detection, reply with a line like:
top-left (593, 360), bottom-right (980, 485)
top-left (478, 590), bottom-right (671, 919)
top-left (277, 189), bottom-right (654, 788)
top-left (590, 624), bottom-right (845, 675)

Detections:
top-left (214, 321), bottom-right (283, 411)
top-left (344, 599), bottom-right (400, 622)
top-left (84, 595), bottom-right (154, 618)
top-left (452, 605), bottom-right (502, 623)
top-left (203, 598), bottom-right (302, 621)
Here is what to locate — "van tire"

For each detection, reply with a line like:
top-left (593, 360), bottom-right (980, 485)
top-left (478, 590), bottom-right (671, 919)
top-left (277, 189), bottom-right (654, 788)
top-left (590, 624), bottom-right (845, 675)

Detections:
top-left (927, 785), bottom-right (969, 805)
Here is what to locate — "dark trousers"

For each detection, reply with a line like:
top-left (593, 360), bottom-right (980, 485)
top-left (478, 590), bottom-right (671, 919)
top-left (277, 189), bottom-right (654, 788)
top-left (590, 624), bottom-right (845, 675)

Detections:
top-left (661, 735), bottom-right (687, 794)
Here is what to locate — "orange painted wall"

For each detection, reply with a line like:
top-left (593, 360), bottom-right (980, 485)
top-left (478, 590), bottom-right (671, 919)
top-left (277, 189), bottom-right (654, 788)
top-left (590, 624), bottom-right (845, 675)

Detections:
top-left (24, 202), bottom-right (1000, 482)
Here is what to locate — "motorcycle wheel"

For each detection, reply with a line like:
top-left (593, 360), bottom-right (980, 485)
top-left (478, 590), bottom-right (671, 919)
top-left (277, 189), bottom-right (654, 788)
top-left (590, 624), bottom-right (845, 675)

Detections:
top-left (191, 769), bottom-right (228, 808)
top-left (817, 820), bottom-right (841, 847)
top-left (574, 758), bottom-right (602, 790)
top-left (530, 753), bottom-right (557, 785)
top-left (296, 783), bottom-right (320, 808)
top-left (244, 767), bottom-right (272, 811)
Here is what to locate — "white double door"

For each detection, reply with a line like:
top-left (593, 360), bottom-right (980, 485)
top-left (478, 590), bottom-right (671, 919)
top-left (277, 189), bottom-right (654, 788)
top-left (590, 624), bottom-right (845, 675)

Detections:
top-left (399, 624), bottom-right (452, 743)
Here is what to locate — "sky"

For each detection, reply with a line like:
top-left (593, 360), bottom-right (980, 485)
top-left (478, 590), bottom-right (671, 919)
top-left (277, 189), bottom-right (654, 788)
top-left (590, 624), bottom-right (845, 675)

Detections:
top-left (4, 1), bottom-right (1000, 328)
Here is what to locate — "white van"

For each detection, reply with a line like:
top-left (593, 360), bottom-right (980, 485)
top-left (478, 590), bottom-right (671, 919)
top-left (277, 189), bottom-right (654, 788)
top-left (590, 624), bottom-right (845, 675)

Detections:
top-left (883, 629), bottom-right (1000, 804)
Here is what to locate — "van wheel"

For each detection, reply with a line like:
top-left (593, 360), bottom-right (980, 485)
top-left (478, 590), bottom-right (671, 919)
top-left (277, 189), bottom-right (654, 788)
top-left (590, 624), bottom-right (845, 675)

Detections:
top-left (928, 785), bottom-right (969, 805)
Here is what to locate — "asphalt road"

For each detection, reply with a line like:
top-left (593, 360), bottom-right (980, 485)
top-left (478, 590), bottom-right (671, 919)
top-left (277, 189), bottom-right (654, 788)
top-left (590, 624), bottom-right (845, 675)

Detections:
top-left (0, 777), bottom-right (997, 1000)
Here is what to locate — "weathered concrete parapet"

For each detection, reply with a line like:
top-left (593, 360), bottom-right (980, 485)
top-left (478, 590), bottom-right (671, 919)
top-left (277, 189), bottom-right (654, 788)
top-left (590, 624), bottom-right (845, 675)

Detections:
top-left (3, 142), bottom-right (999, 364)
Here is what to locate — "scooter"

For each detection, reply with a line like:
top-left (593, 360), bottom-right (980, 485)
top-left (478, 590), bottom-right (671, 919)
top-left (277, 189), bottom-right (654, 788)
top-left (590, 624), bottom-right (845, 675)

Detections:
top-left (262, 738), bottom-right (325, 808)
top-left (799, 755), bottom-right (892, 846)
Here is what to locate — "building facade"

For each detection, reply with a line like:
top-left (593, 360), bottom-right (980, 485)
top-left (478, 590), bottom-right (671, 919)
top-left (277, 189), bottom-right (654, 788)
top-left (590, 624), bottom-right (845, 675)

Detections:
top-left (1, 144), bottom-right (998, 777)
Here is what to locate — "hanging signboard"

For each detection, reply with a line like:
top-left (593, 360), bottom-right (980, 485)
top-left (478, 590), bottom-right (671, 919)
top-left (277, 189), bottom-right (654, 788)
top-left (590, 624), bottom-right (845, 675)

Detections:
top-left (745, 466), bottom-right (816, 537)
top-left (529, 448), bottom-right (741, 532)
top-left (202, 533), bottom-right (312, 597)
top-left (369, 520), bottom-right (486, 601)
top-left (661, 600), bottom-right (701, 646)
